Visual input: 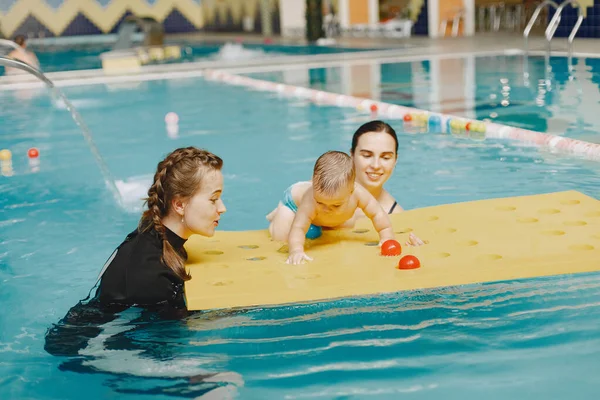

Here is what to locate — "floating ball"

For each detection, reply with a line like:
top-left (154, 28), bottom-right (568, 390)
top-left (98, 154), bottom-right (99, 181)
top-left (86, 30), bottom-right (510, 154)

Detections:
top-left (465, 122), bottom-right (471, 131)
top-left (471, 122), bottom-right (486, 133)
top-left (0, 149), bottom-right (12, 162)
top-left (165, 112), bottom-right (179, 124)
top-left (403, 114), bottom-right (412, 122)
top-left (429, 115), bottom-right (441, 131)
top-left (306, 224), bottom-right (322, 240)
top-left (450, 119), bottom-right (466, 130)
top-left (416, 113), bottom-right (428, 126)
top-left (398, 255), bottom-right (421, 270)
top-left (28, 147), bottom-right (39, 159)
top-left (370, 104), bottom-right (378, 113)
top-left (381, 239), bottom-right (402, 256)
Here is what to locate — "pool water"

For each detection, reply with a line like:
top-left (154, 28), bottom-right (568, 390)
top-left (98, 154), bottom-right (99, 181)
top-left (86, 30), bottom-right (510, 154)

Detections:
top-left (2, 75), bottom-right (600, 398)
top-left (0, 41), bottom-right (379, 75)
top-left (247, 54), bottom-right (600, 143)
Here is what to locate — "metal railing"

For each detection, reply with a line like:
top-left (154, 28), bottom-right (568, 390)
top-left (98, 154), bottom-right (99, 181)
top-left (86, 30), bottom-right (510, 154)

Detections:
top-left (545, 0), bottom-right (584, 53)
top-left (523, 0), bottom-right (558, 51)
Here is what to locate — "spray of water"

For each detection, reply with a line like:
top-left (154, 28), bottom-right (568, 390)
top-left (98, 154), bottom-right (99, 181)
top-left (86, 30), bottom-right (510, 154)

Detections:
top-left (0, 56), bottom-right (124, 208)
top-left (212, 42), bottom-right (271, 61)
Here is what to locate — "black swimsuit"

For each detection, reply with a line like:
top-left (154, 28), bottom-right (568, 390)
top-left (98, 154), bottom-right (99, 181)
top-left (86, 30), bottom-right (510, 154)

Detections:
top-left (97, 227), bottom-right (188, 310)
top-left (388, 201), bottom-right (398, 214)
top-left (44, 227), bottom-right (188, 357)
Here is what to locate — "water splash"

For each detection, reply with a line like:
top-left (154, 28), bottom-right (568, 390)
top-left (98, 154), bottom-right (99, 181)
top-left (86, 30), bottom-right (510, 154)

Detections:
top-left (212, 43), bottom-right (273, 62)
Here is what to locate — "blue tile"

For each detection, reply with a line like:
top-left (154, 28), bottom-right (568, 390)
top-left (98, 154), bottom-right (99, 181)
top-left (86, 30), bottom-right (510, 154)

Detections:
top-left (0, 0), bottom-right (18, 13)
top-left (12, 14), bottom-right (55, 37)
top-left (94, 0), bottom-right (112, 7)
top-left (414, 0), bottom-right (428, 36)
top-left (108, 9), bottom-right (134, 34)
top-left (163, 8), bottom-right (197, 33)
top-left (45, 0), bottom-right (65, 10)
top-left (61, 13), bottom-right (103, 36)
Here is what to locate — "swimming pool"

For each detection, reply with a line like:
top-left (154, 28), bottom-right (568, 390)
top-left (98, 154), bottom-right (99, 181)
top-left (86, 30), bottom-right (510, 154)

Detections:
top-left (244, 53), bottom-right (600, 144)
top-left (2, 73), bottom-right (600, 398)
top-left (0, 41), bottom-right (381, 75)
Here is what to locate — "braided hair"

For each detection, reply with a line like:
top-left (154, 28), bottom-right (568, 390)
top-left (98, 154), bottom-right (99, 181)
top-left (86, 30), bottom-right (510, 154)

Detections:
top-left (139, 147), bottom-right (223, 281)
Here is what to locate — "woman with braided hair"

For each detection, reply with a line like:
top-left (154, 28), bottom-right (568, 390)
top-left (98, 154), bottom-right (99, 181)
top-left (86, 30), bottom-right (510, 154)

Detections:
top-left (45, 147), bottom-right (227, 360)
top-left (96, 146), bottom-right (227, 311)
top-left (42, 147), bottom-right (240, 397)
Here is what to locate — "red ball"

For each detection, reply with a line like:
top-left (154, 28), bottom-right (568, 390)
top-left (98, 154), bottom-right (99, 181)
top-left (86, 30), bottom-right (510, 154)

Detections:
top-left (381, 239), bottom-right (402, 256)
top-left (403, 114), bottom-right (412, 122)
top-left (398, 255), bottom-right (420, 270)
top-left (465, 122), bottom-right (471, 131)
top-left (28, 148), bottom-right (39, 158)
top-left (370, 104), bottom-right (378, 113)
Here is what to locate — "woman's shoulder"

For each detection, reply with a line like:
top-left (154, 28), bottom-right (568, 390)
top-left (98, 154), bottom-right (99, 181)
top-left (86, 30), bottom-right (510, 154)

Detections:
top-left (100, 229), bottom-right (174, 284)
top-left (98, 229), bottom-right (183, 308)
top-left (379, 190), bottom-right (403, 214)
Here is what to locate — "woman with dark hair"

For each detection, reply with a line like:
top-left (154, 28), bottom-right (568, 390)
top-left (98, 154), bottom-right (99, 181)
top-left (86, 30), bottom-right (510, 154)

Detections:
top-left (349, 120), bottom-right (423, 245)
top-left (350, 120), bottom-right (424, 246)
top-left (350, 120), bottom-right (402, 215)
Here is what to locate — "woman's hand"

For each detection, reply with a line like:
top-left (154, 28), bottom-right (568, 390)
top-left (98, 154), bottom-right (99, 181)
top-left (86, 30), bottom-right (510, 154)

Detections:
top-left (406, 232), bottom-right (426, 246)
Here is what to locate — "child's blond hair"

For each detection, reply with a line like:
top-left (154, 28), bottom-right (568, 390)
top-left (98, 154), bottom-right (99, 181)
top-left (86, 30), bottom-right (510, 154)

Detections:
top-left (312, 151), bottom-right (355, 196)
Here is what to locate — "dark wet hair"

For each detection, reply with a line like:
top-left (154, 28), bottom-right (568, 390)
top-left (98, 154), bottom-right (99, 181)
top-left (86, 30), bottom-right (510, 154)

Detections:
top-left (14, 35), bottom-right (26, 47)
top-left (350, 120), bottom-right (398, 155)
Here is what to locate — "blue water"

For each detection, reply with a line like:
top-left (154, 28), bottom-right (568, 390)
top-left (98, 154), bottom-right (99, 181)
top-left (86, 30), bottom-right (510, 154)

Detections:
top-left (2, 75), bottom-right (600, 398)
top-left (247, 54), bottom-right (600, 143)
top-left (0, 41), bottom-right (377, 75)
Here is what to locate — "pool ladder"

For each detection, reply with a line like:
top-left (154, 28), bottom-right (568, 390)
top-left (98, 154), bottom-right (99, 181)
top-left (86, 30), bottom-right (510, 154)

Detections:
top-left (523, 0), bottom-right (584, 53)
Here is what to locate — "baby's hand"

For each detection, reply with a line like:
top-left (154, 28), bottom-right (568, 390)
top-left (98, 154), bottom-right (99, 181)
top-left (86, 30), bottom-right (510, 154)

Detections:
top-left (378, 234), bottom-right (396, 247)
top-left (406, 232), bottom-right (426, 246)
top-left (286, 251), bottom-right (313, 265)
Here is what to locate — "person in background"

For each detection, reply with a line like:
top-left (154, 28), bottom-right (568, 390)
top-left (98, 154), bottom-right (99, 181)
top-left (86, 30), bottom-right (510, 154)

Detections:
top-left (6, 35), bottom-right (40, 74)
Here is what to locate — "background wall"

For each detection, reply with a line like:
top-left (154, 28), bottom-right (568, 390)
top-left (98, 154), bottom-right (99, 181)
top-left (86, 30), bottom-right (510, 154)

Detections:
top-left (0, 0), bottom-right (280, 39)
top-left (201, 0), bottom-right (280, 35)
top-left (0, 0), bottom-right (203, 38)
top-left (549, 0), bottom-right (600, 39)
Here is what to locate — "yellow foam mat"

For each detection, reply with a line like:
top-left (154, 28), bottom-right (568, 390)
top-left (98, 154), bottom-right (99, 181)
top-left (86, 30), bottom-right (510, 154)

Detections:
top-left (184, 191), bottom-right (600, 311)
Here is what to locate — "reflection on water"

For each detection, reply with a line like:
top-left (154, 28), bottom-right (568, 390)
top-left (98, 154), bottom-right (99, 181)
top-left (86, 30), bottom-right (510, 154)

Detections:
top-left (247, 54), bottom-right (600, 142)
top-left (3, 71), bottom-right (600, 399)
top-left (38, 273), bottom-right (600, 399)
